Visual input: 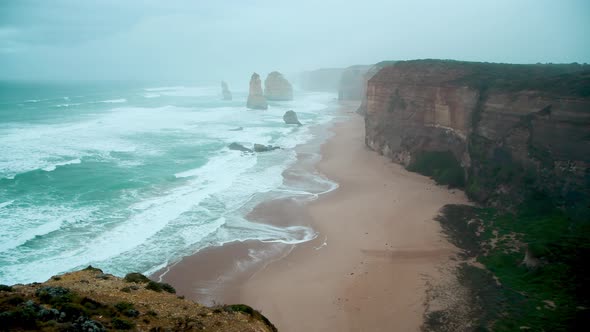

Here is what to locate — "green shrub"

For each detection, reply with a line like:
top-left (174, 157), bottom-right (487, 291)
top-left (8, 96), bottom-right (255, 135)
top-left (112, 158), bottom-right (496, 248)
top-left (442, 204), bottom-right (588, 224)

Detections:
top-left (35, 286), bottom-right (73, 305)
top-left (0, 284), bottom-right (13, 292)
top-left (224, 304), bottom-right (277, 331)
top-left (145, 281), bottom-right (176, 294)
top-left (123, 273), bottom-right (150, 284)
top-left (160, 283), bottom-right (176, 294)
top-left (82, 265), bottom-right (103, 273)
top-left (408, 150), bottom-right (465, 187)
top-left (111, 317), bottom-right (134, 330)
top-left (145, 281), bottom-right (162, 292)
top-left (114, 302), bottom-right (134, 312)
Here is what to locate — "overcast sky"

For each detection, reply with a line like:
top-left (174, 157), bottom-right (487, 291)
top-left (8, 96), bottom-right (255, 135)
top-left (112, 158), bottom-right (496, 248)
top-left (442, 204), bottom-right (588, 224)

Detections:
top-left (1, 0), bottom-right (589, 83)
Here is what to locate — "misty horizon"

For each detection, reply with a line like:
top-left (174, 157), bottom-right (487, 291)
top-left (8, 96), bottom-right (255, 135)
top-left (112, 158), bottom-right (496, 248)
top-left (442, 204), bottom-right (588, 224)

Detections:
top-left (1, 0), bottom-right (589, 84)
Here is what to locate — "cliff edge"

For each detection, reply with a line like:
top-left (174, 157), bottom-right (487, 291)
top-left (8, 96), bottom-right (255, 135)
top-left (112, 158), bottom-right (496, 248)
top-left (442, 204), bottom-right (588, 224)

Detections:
top-left (0, 267), bottom-right (276, 331)
top-left (365, 60), bottom-right (590, 216)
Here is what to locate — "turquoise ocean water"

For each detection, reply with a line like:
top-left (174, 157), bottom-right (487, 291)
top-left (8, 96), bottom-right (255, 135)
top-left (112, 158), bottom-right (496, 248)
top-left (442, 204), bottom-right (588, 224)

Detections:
top-left (0, 81), bottom-right (337, 285)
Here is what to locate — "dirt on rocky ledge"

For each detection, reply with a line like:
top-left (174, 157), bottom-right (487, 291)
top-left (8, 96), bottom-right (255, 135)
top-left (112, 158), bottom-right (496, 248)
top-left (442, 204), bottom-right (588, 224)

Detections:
top-left (0, 267), bottom-right (276, 332)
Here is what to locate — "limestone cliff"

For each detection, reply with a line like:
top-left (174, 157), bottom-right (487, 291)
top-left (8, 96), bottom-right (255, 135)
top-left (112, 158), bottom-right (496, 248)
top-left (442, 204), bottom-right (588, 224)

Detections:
top-left (221, 81), bottom-right (232, 100)
top-left (264, 71), bottom-right (293, 101)
top-left (0, 267), bottom-right (276, 331)
top-left (299, 68), bottom-right (344, 92)
top-left (247, 73), bottom-right (268, 110)
top-left (365, 60), bottom-right (590, 217)
top-left (357, 61), bottom-right (396, 115)
top-left (338, 65), bottom-right (371, 101)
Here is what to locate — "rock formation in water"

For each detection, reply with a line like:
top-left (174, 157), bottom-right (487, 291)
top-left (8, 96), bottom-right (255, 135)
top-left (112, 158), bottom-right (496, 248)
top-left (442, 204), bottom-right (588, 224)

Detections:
top-left (264, 71), bottom-right (293, 101)
top-left (338, 65), bottom-right (371, 101)
top-left (246, 73), bottom-right (268, 110)
top-left (228, 142), bottom-right (252, 153)
top-left (364, 60), bottom-right (590, 216)
top-left (0, 267), bottom-right (276, 331)
top-left (253, 144), bottom-right (280, 152)
top-left (221, 81), bottom-right (232, 100)
top-left (283, 110), bottom-right (302, 125)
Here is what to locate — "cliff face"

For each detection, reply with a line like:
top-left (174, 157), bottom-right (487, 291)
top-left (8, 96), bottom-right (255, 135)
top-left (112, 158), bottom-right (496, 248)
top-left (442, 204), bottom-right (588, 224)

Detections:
top-left (356, 61), bottom-right (396, 115)
top-left (264, 71), bottom-right (293, 101)
top-left (338, 65), bottom-right (371, 100)
top-left (299, 68), bottom-right (344, 92)
top-left (365, 60), bottom-right (590, 216)
top-left (247, 73), bottom-right (268, 110)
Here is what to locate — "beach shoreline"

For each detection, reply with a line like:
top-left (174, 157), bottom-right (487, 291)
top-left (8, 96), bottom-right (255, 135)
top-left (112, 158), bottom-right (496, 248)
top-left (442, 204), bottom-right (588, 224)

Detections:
top-left (158, 102), bottom-right (469, 331)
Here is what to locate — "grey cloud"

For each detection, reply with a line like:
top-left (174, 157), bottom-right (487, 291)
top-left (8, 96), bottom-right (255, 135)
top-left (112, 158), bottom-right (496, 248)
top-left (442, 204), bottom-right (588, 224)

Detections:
top-left (0, 0), bottom-right (588, 82)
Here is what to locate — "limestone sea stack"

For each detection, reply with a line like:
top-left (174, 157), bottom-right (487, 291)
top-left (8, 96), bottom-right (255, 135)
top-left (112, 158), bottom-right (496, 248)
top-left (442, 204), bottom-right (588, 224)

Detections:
top-left (246, 73), bottom-right (268, 110)
top-left (221, 81), bottom-right (232, 100)
top-left (264, 71), bottom-right (293, 101)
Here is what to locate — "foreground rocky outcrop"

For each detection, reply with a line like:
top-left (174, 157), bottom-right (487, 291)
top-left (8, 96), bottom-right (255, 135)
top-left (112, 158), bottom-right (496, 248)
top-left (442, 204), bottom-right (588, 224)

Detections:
top-left (221, 81), bottom-right (232, 100)
top-left (264, 72), bottom-right (293, 101)
top-left (247, 73), bottom-right (268, 110)
top-left (283, 110), bottom-right (301, 125)
top-left (0, 267), bottom-right (276, 331)
top-left (365, 60), bottom-right (590, 216)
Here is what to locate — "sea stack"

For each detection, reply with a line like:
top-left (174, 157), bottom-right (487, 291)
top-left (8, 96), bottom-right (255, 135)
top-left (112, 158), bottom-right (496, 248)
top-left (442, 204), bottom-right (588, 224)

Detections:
top-left (221, 81), bottom-right (232, 100)
top-left (264, 71), bottom-right (293, 101)
top-left (246, 73), bottom-right (268, 110)
top-left (283, 110), bottom-right (302, 125)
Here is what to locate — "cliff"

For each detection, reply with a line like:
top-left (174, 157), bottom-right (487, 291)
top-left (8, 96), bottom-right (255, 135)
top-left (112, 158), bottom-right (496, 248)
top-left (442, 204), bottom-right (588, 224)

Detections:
top-left (0, 267), bottom-right (276, 331)
top-left (247, 73), bottom-right (268, 110)
top-left (337, 65), bottom-right (371, 100)
top-left (364, 59), bottom-right (590, 330)
top-left (357, 61), bottom-right (396, 115)
top-left (264, 71), bottom-right (293, 101)
top-left (299, 68), bottom-right (344, 92)
top-left (365, 60), bottom-right (590, 217)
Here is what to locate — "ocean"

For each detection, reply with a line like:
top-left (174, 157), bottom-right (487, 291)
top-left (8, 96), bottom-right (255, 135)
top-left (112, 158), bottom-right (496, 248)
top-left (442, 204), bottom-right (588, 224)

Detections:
top-left (0, 81), bottom-right (338, 285)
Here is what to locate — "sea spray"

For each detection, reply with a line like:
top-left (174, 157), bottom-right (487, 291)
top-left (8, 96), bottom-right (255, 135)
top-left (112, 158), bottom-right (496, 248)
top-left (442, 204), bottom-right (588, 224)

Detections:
top-left (0, 81), bottom-right (339, 285)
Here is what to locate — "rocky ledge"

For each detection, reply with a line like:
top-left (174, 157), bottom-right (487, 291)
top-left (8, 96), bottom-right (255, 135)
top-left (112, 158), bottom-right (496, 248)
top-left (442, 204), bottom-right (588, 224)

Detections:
top-left (0, 267), bottom-right (276, 331)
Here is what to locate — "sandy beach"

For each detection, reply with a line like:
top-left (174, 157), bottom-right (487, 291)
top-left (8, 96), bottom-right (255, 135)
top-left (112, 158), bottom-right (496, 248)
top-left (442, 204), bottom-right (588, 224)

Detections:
top-left (161, 102), bottom-right (469, 331)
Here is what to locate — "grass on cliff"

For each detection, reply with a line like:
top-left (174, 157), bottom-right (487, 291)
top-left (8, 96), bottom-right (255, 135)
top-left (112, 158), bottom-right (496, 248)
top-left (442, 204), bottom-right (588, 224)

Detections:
top-left (407, 151), bottom-right (465, 188)
top-left (396, 59), bottom-right (590, 97)
top-left (431, 199), bottom-right (590, 331)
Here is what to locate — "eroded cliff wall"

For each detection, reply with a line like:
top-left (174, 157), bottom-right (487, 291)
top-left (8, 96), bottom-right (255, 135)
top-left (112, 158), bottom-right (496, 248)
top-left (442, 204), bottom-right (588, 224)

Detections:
top-left (338, 65), bottom-right (371, 100)
top-left (365, 60), bottom-right (590, 217)
top-left (299, 68), bottom-right (344, 92)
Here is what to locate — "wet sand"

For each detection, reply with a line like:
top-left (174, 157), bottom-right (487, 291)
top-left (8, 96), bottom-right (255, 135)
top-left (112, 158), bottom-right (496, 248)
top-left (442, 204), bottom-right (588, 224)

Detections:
top-left (159, 102), bottom-right (469, 331)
